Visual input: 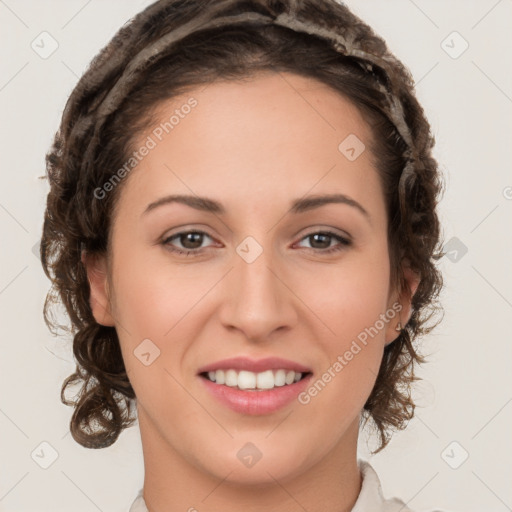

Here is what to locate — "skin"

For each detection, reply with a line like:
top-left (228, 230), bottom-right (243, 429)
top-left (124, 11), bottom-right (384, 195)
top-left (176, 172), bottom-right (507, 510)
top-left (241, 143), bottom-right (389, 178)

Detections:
top-left (84, 71), bottom-right (419, 512)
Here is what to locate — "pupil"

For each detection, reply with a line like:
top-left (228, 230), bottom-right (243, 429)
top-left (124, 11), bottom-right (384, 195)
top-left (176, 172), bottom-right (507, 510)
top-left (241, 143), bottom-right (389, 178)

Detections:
top-left (183, 232), bottom-right (202, 249)
top-left (311, 233), bottom-right (329, 249)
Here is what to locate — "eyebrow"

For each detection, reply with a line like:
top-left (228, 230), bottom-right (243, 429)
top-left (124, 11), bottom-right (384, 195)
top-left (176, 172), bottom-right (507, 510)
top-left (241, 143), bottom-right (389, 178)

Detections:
top-left (142, 193), bottom-right (370, 220)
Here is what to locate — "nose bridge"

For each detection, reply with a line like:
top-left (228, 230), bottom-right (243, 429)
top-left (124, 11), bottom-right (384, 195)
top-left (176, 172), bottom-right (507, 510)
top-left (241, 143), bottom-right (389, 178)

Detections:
top-left (220, 234), bottom-right (296, 340)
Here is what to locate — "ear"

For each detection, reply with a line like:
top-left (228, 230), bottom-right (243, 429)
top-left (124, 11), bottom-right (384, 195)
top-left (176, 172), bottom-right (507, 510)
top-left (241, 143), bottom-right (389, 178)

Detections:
top-left (384, 260), bottom-right (420, 345)
top-left (81, 250), bottom-right (115, 327)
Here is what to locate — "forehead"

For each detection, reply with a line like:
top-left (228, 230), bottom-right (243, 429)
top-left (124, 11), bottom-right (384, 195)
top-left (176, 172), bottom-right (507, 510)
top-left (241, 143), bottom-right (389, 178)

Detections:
top-left (148, 71), bottom-right (373, 146)
top-left (116, 71), bottom-right (383, 222)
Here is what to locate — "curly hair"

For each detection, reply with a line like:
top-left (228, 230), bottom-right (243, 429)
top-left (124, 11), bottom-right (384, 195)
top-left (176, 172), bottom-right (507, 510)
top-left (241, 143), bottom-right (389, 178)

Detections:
top-left (40, 0), bottom-right (444, 451)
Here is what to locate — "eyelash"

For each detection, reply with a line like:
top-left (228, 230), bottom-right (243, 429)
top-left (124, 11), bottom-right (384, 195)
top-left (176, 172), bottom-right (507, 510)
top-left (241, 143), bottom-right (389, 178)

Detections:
top-left (161, 229), bottom-right (352, 257)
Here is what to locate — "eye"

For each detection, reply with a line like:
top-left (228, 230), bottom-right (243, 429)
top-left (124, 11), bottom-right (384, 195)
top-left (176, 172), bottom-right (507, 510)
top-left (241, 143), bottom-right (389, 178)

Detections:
top-left (161, 229), bottom-right (352, 257)
top-left (162, 230), bottom-right (215, 256)
top-left (295, 230), bottom-right (352, 254)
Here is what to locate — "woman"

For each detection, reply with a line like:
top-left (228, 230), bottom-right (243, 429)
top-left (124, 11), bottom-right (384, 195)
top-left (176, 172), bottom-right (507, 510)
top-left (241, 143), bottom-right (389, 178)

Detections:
top-left (40, 0), bottom-right (445, 510)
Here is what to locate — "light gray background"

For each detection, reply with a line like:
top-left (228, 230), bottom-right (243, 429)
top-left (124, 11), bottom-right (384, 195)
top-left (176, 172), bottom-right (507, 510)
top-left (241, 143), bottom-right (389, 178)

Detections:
top-left (1, 1), bottom-right (511, 511)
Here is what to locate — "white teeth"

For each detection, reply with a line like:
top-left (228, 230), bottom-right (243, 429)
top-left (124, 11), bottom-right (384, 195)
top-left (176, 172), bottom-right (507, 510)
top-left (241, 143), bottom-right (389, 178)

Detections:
top-left (256, 370), bottom-right (274, 389)
top-left (204, 369), bottom-right (305, 390)
top-left (238, 370), bottom-right (256, 390)
top-left (215, 369), bottom-right (225, 385)
top-left (285, 370), bottom-right (295, 385)
top-left (225, 369), bottom-right (238, 387)
top-left (274, 369), bottom-right (286, 386)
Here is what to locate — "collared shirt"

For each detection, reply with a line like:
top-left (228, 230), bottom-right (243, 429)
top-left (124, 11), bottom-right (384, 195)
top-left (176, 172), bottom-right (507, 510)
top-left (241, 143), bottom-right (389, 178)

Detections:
top-left (129, 459), bottom-right (447, 511)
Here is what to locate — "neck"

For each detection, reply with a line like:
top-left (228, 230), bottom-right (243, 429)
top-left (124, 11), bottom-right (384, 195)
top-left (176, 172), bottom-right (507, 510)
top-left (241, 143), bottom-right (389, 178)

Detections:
top-left (138, 409), bottom-right (362, 512)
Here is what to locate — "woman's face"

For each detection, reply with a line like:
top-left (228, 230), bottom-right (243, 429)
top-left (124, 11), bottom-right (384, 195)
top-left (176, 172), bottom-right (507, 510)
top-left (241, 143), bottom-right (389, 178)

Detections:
top-left (87, 71), bottom-right (410, 485)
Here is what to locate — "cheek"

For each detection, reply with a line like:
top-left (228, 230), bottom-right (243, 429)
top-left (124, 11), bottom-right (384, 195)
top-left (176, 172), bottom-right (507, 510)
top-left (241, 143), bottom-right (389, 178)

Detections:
top-left (293, 241), bottom-right (391, 412)
top-left (296, 239), bottom-right (391, 344)
top-left (109, 254), bottom-right (210, 416)
top-left (110, 239), bottom-right (209, 334)
top-left (108, 246), bottom-right (227, 398)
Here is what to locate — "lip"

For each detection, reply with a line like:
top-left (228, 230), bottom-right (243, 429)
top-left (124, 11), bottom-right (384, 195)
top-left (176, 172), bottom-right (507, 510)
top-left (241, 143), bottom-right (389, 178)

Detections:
top-left (199, 372), bottom-right (313, 415)
top-left (197, 356), bottom-right (312, 374)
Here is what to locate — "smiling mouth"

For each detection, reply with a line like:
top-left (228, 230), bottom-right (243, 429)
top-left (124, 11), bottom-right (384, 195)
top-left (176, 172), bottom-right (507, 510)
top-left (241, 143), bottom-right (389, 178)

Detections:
top-left (199, 369), bottom-right (312, 391)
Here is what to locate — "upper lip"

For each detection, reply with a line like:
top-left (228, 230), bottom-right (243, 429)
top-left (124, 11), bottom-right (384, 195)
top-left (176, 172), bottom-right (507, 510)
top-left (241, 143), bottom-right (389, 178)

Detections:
top-left (197, 356), bottom-right (312, 374)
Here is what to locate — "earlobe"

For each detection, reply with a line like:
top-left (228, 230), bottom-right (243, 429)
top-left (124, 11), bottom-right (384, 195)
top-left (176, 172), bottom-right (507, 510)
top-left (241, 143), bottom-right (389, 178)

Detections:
top-left (385, 261), bottom-right (420, 346)
top-left (81, 250), bottom-right (115, 327)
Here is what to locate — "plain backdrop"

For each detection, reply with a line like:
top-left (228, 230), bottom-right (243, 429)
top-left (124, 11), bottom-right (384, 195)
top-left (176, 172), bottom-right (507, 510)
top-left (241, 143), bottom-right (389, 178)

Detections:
top-left (1, 1), bottom-right (511, 511)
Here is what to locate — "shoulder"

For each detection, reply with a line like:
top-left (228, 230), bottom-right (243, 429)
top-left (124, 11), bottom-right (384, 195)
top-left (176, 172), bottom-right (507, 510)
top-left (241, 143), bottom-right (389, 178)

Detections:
top-left (354, 459), bottom-right (451, 512)
top-left (129, 489), bottom-right (147, 512)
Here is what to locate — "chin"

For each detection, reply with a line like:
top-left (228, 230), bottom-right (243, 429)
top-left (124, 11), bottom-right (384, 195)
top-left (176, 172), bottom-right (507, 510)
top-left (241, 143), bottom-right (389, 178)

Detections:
top-left (194, 438), bottom-right (318, 486)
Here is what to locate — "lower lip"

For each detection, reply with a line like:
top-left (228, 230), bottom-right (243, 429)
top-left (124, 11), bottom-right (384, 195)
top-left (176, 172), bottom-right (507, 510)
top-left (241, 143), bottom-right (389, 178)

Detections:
top-left (199, 374), bottom-right (313, 415)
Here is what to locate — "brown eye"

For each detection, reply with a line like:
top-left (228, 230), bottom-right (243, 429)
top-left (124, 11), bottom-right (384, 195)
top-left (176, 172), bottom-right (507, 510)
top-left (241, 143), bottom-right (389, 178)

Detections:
top-left (176, 232), bottom-right (205, 249)
top-left (162, 230), bottom-right (214, 255)
top-left (296, 231), bottom-right (352, 254)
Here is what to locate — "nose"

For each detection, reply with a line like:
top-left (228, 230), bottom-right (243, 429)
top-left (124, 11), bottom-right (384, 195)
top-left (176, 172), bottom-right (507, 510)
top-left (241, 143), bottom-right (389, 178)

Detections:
top-left (218, 242), bottom-right (298, 343)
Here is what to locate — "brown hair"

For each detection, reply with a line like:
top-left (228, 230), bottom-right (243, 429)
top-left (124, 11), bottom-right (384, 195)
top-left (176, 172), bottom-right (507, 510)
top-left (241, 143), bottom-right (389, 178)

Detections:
top-left (41, 0), bottom-right (444, 451)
